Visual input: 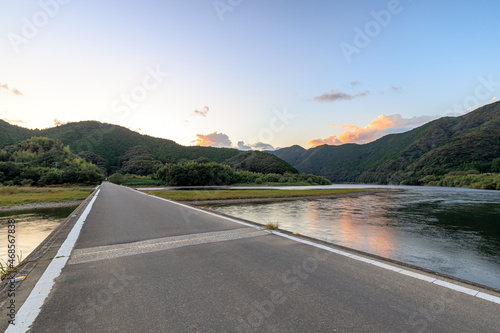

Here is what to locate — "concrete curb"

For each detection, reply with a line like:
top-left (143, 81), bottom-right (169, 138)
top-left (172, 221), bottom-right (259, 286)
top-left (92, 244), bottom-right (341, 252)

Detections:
top-left (0, 187), bottom-right (99, 332)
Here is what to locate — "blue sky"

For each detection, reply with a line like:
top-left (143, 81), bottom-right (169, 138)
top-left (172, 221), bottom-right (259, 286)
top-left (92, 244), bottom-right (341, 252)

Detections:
top-left (1, 0), bottom-right (499, 149)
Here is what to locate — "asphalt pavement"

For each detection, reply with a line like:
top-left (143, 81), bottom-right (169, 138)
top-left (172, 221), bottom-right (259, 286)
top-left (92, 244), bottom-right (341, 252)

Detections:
top-left (6, 182), bottom-right (500, 332)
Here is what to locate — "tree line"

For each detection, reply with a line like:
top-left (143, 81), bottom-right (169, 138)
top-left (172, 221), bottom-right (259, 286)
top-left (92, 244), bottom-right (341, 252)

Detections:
top-left (0, 137), bottom-right (104, 186)
top-left (116, 159), bottom-right (331, 186)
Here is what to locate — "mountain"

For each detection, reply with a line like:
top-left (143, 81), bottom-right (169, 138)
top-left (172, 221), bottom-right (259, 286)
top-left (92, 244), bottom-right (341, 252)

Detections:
top-left (223, 151), bottom-right (298, 175)
top-left (0, 120), bottom-right (294, 175)
top-left (270, 101), bottom-right (500, 184)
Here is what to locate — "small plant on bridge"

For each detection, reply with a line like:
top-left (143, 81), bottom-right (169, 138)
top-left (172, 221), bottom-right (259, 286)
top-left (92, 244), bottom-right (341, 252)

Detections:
top-left (264, 222), bottom-right (279, 230)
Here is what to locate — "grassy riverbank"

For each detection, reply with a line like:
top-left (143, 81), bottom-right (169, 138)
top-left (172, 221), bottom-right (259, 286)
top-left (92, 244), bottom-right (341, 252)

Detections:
top-left (0, 186), bottom-right (92, 208)
top-left (145, 189), bottom-right (366, 201)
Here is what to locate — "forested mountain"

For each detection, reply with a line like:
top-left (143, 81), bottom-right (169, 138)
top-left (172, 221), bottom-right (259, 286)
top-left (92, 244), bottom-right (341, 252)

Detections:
top-left (270, 101), bottom-right (500, 185)
top-left (0, 120), bottom-right (294, 175)
top-left (223, 151), bottom-right (298, 175)
top-left (0, 137), bottom-right (104, 185)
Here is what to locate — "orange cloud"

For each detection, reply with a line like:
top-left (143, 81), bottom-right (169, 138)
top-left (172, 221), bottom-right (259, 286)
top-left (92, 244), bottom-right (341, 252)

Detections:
top-left (192, 132), bottom-right (232, 147)
top-left (0, 82), bottom-right (23, 96)
top-left (308, 114), bottom-right (436, 147)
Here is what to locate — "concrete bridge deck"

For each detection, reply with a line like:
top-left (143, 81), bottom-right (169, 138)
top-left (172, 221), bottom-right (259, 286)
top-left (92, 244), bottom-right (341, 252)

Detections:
top-left (2, 182), bottom-right (499, 332)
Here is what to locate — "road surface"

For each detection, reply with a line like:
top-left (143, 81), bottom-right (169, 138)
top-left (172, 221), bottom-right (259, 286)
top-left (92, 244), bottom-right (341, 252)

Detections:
top-left (6, 182), bottom-right (500, 332)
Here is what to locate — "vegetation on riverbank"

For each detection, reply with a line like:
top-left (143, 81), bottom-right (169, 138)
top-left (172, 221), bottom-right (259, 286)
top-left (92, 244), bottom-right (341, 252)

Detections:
top-left (0, 186), bottom-right (91, 207)
top-left (109, 161), bottom-right (331, 187)
top-left (144, 189), bottom-right (365, 201)
top-left (151, 161), bottom-right (331, 186)
top-left (108, 174), bottom-right (165, 186)
top-left (421, 171), bottom-right (500, 190)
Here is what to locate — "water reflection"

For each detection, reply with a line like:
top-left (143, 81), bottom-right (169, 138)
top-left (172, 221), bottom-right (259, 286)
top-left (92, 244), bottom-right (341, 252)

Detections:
top-left (0, 206), bottom-right (78, 265)
top-left (210, 186), bottom-right (500, 289)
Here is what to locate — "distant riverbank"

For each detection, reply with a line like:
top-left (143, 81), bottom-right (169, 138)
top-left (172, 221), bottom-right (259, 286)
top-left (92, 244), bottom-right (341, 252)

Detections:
top-left (0, 200), bottom-right (83, 212)
top-left (143, 188), bottom-right (369, 204)
top-left (0, 186), bottom-right (92, 211)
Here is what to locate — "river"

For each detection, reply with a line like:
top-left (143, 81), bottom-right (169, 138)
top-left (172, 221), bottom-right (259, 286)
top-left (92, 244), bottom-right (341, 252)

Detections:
top-left (0, 206), bottom-right (78, 266)
top-left (208, 185), bottom-right (500, 290)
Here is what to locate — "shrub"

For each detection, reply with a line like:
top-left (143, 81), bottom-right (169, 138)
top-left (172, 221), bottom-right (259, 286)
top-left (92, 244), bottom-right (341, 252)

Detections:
top-left (0, 186), bottom-right (18, 195)
top-left (20, 179), bottom-right (34, 187)
top-left (264, 222), bottom-right (279, 230)
top-left (109, 173), bottom-right (125, 184)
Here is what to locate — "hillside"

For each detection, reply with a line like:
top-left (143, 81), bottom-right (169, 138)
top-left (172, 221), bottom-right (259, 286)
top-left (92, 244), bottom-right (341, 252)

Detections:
top-left (0, 120), bottom-right (294, 175)
top-left (270, 101), bottom-right (500, 185)
top-left (223, 151), bottom-right (298, 175)
top-left (0, 137), bottom-right (104, 185)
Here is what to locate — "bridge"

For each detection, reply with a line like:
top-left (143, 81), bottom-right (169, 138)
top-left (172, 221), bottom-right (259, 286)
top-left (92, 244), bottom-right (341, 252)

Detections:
top-left (2, 182), bottom-right (500, 332)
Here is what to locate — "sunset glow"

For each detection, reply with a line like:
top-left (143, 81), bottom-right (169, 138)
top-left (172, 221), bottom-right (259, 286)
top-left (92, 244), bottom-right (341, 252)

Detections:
top-left (308, 114), bottom-right (436, 147)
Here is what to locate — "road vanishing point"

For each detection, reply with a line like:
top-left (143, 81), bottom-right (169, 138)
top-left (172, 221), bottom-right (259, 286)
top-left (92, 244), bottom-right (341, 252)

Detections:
top-left (2, 182), bottom-right (500, 332)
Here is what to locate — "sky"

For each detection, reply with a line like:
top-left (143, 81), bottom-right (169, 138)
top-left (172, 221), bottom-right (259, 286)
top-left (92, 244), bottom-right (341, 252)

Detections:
top-left (1, 0), bottom-right (499, 150)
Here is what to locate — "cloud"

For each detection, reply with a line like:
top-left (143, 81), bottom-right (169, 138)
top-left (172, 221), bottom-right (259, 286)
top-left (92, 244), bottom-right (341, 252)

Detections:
top-left (236, 140), bottom-right (275, 151)
top-left (252, 142), bottom-right (275, 151)
top-left (193, 106), bottom-right (209, 117)
top-left (11, 88), bottom-right (23, 96)
top-left (237, 141), bottom-right (252, 150)
top-left (53, 118), bottom-right (68, 126)
top-left (0, 82), bottom-right (23, 96)
top-left (192, 132), bottom-right (232, 148)
top-left (308, 114), bottom-right (437, 147)
top-left (314, 89), bottom-right (369, 103)
top-left (3, 119), bottom-right (27, 125)
top-left (193, 133), bottom-right (276, 151)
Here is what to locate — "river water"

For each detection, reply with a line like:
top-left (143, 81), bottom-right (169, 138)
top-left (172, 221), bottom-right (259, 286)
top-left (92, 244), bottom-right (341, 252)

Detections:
top-left (208, 185), bottom-right (500, 290)
top-left (0, 206), bottom-right (78, 266)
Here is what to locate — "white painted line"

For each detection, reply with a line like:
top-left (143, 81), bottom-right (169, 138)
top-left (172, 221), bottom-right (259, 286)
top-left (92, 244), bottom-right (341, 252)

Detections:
top-left (476, 292), bottom-right (500, 304)
top-left (370, 261), bottom-right (404, 272)
top-left (269, 231), bottom-right (500, 305)
top-left (432, 280), bottom-right (479, 296)
top-left (6, 189), bottom-right (100, 333)
top-left (400, 270), bottom-right (437, 283)
top-left (348, 254), bottom-right (376, 264)
top-left (69, 228), bottom-right (265, 265)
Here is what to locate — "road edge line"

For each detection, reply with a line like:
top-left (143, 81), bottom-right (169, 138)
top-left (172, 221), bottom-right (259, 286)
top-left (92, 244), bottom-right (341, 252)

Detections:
top-left (270, 230), bottom-right (500, 305)
top-left (5, 189), bottom-right (101, 332)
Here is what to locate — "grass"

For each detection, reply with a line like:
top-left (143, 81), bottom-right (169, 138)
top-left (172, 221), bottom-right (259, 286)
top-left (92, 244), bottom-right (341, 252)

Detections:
top-left (120, 178), bottom-right (165, 186)
top-left (145, 189), bottom-right (366, 201)
top-left (231, 182), bottom-right (322, 187)
top-left (0, 187), bottom-right (92, 208)
top-left (264, 222), bottom-right (279, 230)
top-left (0, 251), bottom-right (23, 280)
